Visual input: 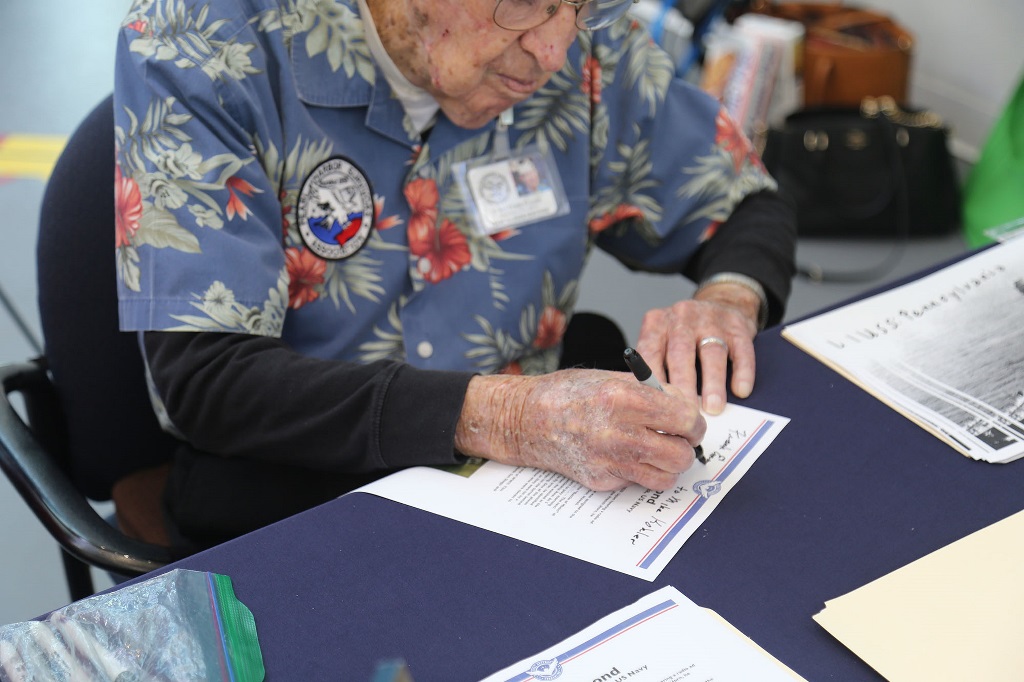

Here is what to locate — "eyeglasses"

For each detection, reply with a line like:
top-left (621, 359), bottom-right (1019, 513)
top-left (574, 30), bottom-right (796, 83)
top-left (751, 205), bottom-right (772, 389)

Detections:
top-left (493, 0), bottom-right (639, 32)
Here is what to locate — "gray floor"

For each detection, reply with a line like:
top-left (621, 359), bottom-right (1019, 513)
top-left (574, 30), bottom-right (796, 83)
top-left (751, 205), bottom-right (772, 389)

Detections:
top-left (0, 4), bottom-right (968, 626)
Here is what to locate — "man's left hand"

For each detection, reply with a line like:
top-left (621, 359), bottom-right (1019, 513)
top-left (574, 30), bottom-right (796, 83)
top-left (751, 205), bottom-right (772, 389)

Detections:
top-left (633, 282), bottom-right (761, 415)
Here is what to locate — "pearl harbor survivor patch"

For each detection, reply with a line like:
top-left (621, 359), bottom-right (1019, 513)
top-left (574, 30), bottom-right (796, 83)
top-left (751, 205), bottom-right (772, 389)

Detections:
top-left (297, 157), bottom-right (375, 260)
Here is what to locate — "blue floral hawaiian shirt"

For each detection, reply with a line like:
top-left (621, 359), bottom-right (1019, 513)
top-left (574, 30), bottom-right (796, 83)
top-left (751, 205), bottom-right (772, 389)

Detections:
top-left (114, 0), bottom-right (775, 375)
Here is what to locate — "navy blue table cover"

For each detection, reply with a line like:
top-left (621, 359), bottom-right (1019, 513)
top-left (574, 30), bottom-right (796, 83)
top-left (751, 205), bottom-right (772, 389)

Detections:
top-left (165, 256), bottom-right (1024, 681)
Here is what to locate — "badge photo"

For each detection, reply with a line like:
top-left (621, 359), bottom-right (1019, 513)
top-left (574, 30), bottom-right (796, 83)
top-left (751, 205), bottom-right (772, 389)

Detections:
top-left (297, 157), bottom-right (375, 260)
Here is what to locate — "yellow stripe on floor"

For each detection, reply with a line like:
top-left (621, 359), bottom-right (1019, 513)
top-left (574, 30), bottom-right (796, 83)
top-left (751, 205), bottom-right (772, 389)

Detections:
top-left (0, 134), bottom-right (68, 181)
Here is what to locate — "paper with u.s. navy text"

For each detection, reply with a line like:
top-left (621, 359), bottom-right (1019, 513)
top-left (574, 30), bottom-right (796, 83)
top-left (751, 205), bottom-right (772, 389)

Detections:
top-left (480, 586), bottom-right (805, 681)
top-left (356, 403), bottom-right (788, 580)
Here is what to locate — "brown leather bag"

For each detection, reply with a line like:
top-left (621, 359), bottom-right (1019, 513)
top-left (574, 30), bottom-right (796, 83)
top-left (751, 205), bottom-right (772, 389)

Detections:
top-left (750, 2), bottom-right (914, 107)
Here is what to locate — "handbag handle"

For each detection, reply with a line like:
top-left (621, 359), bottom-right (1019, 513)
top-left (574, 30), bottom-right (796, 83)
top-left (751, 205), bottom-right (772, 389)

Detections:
top-left (750, 2), bottom-right (913, 52)
top-left (748, 0), bottom-right (846, 25)
top-left (805, 57), bottom-right (835, 107)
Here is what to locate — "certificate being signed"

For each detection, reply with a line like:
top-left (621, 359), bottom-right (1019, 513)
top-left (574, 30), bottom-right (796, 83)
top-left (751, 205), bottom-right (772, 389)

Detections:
top-left (480, 586), bottom-right (804, 681)
top-left (355, 403), bottom-right (788, 580)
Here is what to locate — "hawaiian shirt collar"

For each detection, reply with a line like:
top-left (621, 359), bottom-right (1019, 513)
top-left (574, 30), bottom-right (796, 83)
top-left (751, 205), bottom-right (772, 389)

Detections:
top-left (289, 0), bottom-right (417, 147)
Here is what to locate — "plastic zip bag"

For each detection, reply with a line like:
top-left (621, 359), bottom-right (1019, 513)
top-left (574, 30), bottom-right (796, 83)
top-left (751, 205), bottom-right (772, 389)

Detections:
top-left (0, 569), bottom-right (263, 681)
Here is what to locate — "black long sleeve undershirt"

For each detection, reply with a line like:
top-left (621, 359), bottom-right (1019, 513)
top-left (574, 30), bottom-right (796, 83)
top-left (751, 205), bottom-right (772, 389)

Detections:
top-left (682, 190), bottom-right (797, 327)
top-left (145, 332), bottom-right (476, 545)
top-left (143, 331), bottom-right (474, 473)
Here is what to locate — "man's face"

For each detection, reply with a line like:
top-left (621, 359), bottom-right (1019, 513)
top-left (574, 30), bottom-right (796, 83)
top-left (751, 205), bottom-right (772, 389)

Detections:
top-left (374, 0), bottom-right (580, 129)
top-left (518, 164), bottom-right (541, 192)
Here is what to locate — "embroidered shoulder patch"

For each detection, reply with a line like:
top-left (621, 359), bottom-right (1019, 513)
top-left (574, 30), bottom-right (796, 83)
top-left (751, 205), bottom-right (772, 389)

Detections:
top-left (297, 156), bottom-right (375, 260)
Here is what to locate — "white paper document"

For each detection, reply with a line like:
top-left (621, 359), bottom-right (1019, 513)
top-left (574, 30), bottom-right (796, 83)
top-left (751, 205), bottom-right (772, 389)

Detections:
top-left (356, 404), bottom-right (788, 580)
top-left (480, 586), bottom-right (804, 682)
top-left (783, 238), bottom-right (1024, 463)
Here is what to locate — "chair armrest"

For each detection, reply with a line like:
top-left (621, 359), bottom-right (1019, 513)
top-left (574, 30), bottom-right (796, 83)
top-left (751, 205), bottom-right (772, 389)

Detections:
top-left (0, 361), bottom-right (176, 575)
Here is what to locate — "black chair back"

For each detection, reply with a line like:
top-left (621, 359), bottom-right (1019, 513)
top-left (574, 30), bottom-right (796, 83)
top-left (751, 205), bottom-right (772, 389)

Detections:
top-left (36, 95), bottom-right (178, 501)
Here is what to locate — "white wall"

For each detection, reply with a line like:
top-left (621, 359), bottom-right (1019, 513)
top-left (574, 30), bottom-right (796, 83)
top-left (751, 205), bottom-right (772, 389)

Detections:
top-left (848, 0), bottom-right (1024, 161)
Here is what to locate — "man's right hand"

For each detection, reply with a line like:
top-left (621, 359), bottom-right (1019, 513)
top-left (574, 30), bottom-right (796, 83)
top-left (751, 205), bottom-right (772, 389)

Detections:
top-left (454, 369), bottom-right (706, 492)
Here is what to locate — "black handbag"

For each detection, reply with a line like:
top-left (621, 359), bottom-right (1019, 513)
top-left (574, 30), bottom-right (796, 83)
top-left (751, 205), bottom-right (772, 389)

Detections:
top-left (761, 96), bottom-right (961, 238)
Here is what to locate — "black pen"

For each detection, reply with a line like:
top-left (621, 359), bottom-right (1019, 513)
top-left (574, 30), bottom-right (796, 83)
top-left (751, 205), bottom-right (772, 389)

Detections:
top-left (623, 347), bottom-right (707, 464)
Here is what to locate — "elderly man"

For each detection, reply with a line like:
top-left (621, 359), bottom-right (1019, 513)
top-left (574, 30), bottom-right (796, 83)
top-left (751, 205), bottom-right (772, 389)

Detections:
top-left (114, 0), bottom-right (795, 548)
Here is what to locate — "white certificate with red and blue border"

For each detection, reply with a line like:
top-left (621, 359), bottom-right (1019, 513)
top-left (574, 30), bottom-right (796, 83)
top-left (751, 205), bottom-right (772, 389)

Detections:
top-left (356, 403), bottom-right (788, 580)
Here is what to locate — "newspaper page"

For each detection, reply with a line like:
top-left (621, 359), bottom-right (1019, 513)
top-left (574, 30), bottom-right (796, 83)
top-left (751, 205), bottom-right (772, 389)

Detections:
top-left (782, 239), bottom-right (1024, 463)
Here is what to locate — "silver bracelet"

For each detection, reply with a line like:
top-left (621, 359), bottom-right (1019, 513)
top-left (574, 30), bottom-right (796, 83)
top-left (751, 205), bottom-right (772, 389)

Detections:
top-left (695, 272), bottom-right (769, 330)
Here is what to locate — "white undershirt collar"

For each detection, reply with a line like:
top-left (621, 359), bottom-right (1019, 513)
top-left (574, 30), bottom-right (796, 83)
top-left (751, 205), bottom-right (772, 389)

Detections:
top-left (356, 0), bottom-right (439, 135)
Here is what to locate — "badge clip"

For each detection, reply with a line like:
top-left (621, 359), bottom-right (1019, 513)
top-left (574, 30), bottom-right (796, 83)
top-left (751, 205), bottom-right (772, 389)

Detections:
top-left (491, 107), bottom-right (514, 161)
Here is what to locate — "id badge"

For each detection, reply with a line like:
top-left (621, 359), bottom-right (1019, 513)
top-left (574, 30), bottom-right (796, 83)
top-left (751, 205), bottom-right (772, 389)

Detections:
top-left (455, 146), bottom-right (570, 236)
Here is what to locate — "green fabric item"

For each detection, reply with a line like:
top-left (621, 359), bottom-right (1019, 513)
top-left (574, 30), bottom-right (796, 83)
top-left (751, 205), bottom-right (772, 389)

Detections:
top-left (962, 70), bottom-right (1024, 247)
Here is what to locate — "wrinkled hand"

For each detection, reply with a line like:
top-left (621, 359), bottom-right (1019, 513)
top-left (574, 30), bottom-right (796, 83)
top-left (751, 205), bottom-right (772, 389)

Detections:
top-left (455, 370), bottom-right (706, 492)
top-left (634, 282), bottom-right (761, 415)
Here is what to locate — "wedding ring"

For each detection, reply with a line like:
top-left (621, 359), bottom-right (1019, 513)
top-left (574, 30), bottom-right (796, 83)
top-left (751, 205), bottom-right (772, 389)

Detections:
top-left (699, 336), bottom-right (728, 352)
